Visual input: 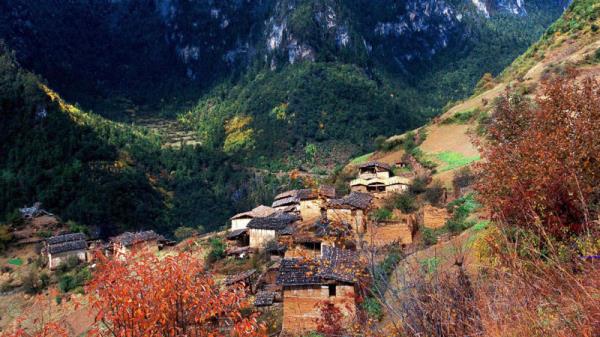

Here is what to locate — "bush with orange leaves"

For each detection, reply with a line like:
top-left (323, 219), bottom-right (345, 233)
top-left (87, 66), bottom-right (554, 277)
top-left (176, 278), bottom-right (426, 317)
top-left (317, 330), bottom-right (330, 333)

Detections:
top-left (86, 251), bottom-right (266, 337)
top-left (370, 73), bottom-right (599, 337)
top-left (2, 321), bottom-right (68, 337)
top-left (476, 72), bottom-right (599, 240)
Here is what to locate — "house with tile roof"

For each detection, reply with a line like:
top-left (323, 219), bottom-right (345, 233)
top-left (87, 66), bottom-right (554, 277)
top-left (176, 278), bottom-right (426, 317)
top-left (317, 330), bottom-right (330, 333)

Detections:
top-left (326, 192), bottom-right (373, 235)
top-left (350, 161), bottom-right (411, 194)
top-left (45, 233), bottom-right (87, 269)
top-left (110, 230), bottom-right (163, 258)
top-left (272, 185), bottom-right (337, 222)
top-left (277, 246), bottom-right (360, 334)
top-left (247, 213), bottom-right (300, 249)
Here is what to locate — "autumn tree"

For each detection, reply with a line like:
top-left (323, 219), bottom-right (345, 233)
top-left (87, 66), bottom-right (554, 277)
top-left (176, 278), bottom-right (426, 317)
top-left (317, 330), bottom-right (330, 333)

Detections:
top-left (87, 251), bottom-right (265, 337)
top-left (476, 72), bottom-right (600, 240)
top-left (315, 301), bottom-right (347, 337)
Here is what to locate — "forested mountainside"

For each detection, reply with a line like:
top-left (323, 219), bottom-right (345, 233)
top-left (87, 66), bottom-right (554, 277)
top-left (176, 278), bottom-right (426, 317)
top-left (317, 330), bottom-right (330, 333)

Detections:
top-left (0, 1), bottom-right (568, 158)
top-left (0, 44), bottom-right (285, 237)
top-left (0, 0), bottom-right (572, 237)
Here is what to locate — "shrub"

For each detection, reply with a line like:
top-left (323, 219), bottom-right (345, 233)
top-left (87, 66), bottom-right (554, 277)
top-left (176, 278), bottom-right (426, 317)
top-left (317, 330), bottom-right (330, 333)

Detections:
top-left (453, 167), bottom-right (475, 190)
top-left (419, 257), bottom-right (440, 274)
top-left (1, 280), bottom-right (14, 293)
top-left (0, 224), bottom-right (12, 251)
top-left (174, 226), bottom-right (198, 241)
top-left (410, 176), bottom-right (428, 194)
top-left (66, 255), bottom-right (81, 269)
top-left (422, 227), bottom-right (438, 246)
top-left (374, 135), bottom-right (388, 150)
top-left (206, 237), bottom-right (226, 263)
top-left (477, 75), bottom-right (600, 240)
top-left (22, 269), bottom-right (43, 294)
top-left (391, 192), bottom-right (417, 213)
top-left (36, 229), bottom-right (52, 238)
top-left (372, 208), bottom-right (392, 222)
top-left (362, 297), bottom-right (383, 321)
top-left (402, 131), bottom-right (417, 152)
top-left (59, 275), bottom-right (75, 293)
top-left (425, 180), bottom-right (445, 206)
top-left (442, 109), bottom-right (478, 124)
top-left (67, 220), bottom-right (89, 235)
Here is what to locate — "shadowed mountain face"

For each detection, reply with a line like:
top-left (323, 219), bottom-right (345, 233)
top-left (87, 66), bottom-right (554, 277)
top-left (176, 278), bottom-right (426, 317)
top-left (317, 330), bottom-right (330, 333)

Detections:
top-left (0, 1), bottom-right (568, 111)
top-left (0, 0), bottom-right (579, 237)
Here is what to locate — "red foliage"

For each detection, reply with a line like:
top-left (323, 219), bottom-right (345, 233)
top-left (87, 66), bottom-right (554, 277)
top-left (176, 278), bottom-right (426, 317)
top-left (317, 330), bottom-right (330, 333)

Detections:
top-left (86, 251), bottom-right (265, 337)
top-left (315, 301), bottom-right (347, 337)
top-left (2, 322), bottom-right (68, 337)
top-left (476, 73), bottom-right (600, 239)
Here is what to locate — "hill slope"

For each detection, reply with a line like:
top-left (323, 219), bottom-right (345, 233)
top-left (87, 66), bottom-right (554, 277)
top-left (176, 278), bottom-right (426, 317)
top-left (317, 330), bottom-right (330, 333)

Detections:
top-left (350, 0), bottom-right (600, 189)
top-left (0, 0), bottom-right (568, 162)
top-left (0, 44), bottom-right (278, 237)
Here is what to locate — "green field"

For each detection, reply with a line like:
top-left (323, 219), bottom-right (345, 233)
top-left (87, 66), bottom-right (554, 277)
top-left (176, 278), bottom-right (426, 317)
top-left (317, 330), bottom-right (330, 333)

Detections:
top-left (435, 151), bottom-right (481, 172)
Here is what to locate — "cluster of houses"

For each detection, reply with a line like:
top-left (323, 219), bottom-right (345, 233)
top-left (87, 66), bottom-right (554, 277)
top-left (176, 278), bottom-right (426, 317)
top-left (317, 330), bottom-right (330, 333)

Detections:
top-left (43, 230), bottom-right (164, 270)
top-left (38, 160), bottom-right (420, 335)
top-left (225, 161), bottom-right (417, 335)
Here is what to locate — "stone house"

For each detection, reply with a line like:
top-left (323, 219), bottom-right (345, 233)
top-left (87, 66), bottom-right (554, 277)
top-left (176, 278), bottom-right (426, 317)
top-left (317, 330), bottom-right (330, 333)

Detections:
top-left (350, 161), bottom-right (410, 194)
top-left (110, 230), bottom-right (163, 258)
top-left (247, 213), bottom-right (300, 249)
top-left (228, 205), bottom-right (277, 248)
top-left (326, 192), bottom-right (373, 235)
top-left (277, 246), bottom-right (359, 335)
top-left (46, 233), bottom-right (87, 270)
top-left (230, 205), bottom-right (276, 231)
top-left (272, 186), bottom-right (336, 222)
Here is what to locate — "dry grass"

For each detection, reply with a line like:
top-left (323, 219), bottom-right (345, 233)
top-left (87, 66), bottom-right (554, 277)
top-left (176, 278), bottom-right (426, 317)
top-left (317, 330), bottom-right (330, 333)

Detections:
top-left (372, 226), bottom-right (599, 337)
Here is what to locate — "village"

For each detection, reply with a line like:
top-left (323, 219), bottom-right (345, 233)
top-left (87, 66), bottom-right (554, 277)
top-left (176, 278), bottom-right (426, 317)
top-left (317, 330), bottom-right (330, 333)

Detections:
top-left (0, 156), bottom-right (476, 336)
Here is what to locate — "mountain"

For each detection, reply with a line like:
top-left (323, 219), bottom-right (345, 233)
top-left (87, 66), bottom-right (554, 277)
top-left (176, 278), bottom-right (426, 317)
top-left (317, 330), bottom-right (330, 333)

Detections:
top-left (0, 1), bottom-right (567, 139)
top-left (343, 0), bottom-right (599, 193)
top-left (0, 43), bottom-right (281, 237)
top-left (0, 0), bottom-right (574, 235)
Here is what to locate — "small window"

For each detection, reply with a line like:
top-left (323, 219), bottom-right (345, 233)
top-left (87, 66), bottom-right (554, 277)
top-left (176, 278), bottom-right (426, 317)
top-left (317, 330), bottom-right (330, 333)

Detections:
top-left (328, 285), bottom-right (336, 297)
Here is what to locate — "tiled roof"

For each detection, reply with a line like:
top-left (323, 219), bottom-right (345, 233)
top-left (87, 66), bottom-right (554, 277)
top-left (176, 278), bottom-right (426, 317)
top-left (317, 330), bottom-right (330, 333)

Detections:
top-left (47, 233), bottom-right (86, 245)
top-left (247, 213), bottom-right (300, 231)
top-left (226, 228), bottom-right (248, 240)
top-left (254, 291), bottom-right (276, 307)
top-left (327, 192), bottom-right (373, 210)
top-left (276, 246), bottom-right (359, 286)
top-left (277, 258), bottom-right (323, 286)
top-left (319, 185), bottom-right (337, 199)
top-left (48, 240), bottom-right (87, 254)
top-left (111, 230), bottom-right (163, 247)
top-left (231, 205), bottom-right (276, 220)
top-left (274, 190), bottom-right (298, 200)
top-left (225, 269), bottom-right (256, 286)
top-left (358, 161), bottom-right (392, 171)
top-left (272, 189), bottom-right (317, 208)
top-left (272, 196), bottom-right (299, 208)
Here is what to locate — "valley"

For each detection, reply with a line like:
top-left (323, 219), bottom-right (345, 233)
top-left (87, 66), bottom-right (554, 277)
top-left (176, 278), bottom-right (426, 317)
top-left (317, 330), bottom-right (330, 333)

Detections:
top-left (0, 0), bottom-right (599, 336)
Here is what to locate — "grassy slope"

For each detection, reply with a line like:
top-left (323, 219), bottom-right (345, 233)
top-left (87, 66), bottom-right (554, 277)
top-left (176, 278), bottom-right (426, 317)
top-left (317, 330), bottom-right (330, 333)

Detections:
top-left (373, 0), bottom-right (600, 324)
top-left (350, 0), bottom-right (600, 191)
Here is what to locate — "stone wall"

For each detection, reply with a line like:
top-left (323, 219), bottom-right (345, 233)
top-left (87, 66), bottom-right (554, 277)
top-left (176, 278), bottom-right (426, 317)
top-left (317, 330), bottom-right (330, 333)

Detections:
top-left (282, 284), bottom-right (355, 334)
top-left (48, 250), bottom-right (87, 270)
top-left (363, 221), bottom-right (413, 247)
top-left (299, 199), bottom-right (322, 222)
top-left (249, 229), bottom-right (277, 249)
top-left (231, 218), bottom-right (251, 231)
top-left (326, 209), bottom-right (365, 234)
top-left (422, 205), bottom-right (449, 229)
